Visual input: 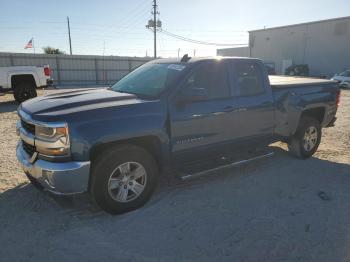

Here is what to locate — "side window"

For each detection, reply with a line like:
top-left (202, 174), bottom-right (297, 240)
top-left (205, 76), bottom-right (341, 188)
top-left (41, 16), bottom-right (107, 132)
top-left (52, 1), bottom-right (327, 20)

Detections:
top-left (184, 61), bottom-right (230, 100)
top-left (236, 62), bottom-right (265, 96)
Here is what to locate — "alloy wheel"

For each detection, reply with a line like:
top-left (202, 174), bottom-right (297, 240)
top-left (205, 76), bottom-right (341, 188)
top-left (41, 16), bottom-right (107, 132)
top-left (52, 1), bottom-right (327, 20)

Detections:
top-left (107, 162), bottom-right (147, 203)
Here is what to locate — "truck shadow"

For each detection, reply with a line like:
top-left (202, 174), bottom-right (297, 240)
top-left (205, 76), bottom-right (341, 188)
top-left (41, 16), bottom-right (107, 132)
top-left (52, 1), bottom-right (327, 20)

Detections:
top-left (1, 147), bottom-right (350, 260)
top-left (1, 146), bottom-right (350, 215)
top-left (0, 100), bottom-right (19, 113)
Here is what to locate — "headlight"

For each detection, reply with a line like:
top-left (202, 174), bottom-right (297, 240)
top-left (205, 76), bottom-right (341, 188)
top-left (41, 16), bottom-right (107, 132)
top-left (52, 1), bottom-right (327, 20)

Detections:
top-left (35, 124), bottom-right (70, 156)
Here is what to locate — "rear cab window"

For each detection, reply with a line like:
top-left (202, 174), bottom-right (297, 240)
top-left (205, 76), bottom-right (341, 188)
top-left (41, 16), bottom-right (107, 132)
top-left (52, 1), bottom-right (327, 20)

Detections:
top-left (234, 61), bottom-right (265, 96)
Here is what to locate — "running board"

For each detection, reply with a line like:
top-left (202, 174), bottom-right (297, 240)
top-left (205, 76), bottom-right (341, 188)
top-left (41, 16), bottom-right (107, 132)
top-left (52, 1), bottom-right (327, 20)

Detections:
top-left (179, 152), bottom-right (274, 181)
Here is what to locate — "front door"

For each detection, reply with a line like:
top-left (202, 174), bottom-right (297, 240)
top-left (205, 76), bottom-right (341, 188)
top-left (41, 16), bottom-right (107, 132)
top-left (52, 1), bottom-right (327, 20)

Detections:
top-left (169, 60), bottom-right (239, 164)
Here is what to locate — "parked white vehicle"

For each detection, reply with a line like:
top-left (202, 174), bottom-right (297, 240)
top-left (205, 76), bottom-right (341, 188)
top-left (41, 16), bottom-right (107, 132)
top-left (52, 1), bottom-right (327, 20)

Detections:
top-left (0, 65), bottom-right (53, 102)
top-left (331, 70), bottom-right (350, 88)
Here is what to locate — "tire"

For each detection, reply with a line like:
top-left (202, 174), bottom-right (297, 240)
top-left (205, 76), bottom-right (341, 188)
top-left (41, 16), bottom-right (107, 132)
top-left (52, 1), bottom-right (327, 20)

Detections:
top-left (288, 117), bottom-right (321, 159)
top-left (14, 82), bottom-right (37, 103)
top-left (90, 144), bottom-right (159, 214)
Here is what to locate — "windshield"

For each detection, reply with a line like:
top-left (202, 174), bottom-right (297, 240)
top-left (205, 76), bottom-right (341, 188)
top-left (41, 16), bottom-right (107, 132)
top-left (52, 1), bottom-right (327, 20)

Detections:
top-left (110, 63), bottom-right (186, 97)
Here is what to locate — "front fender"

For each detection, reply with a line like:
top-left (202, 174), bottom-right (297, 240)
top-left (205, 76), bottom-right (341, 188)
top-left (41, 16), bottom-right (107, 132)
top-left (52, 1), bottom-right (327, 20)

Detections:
top-left (69, 113), bottom-right (169, 161)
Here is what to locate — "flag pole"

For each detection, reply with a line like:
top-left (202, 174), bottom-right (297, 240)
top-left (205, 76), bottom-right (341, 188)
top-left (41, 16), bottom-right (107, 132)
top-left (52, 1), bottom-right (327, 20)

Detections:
top-left (33, 37), bottom-right (35, 54)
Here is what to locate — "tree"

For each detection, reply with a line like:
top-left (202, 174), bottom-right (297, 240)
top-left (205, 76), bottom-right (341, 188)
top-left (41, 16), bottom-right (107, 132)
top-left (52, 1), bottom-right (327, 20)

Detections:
top-left (43, 46), bottom-right (65, 54)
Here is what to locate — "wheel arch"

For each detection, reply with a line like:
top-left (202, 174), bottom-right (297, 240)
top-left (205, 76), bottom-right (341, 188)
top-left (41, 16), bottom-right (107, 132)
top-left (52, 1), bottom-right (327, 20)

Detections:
top-left (90, 135), bottom-right (164, 168)
top-left (300, 107), bottom-right (325, 125)
top-left (288, 106), bottom-right (326, 137)
top-left (11, 74), bottom-right (37, 89)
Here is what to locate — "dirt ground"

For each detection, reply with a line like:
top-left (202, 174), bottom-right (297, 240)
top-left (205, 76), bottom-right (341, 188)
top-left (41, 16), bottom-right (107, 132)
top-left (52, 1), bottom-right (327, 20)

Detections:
top-left (0, 89), bottom-right (349, 262)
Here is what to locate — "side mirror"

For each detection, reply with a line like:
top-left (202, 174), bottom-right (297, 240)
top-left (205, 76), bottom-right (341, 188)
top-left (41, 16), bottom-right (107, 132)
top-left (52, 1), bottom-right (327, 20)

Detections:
top-left (177, 87), bottom-right (208, 103)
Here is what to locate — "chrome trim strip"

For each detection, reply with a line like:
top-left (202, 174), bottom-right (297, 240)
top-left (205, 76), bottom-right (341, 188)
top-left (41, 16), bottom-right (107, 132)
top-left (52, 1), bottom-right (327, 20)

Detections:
top-left (16, 121), bottom-right (21, 136)
top-left (19, 126), bottom-right (35, 146)
top-left (18, 118), bottom-right (69, 156)
top-left (18, 108), bottom-right (71, 157)
top-left (46, 188), bottom-right (86, 196)
top-left (35, 138), bottom-right (69, 149)
top-left (29, 152), bottom-right (38, 164)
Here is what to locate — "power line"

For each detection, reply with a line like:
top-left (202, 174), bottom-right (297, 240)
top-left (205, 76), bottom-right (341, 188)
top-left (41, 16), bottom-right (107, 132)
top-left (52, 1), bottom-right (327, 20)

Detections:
top-left (163, 28), bottom-right (248, 33)
top-left (1, 27), bottom-right (247, 41)
top-left (158, 29), bottom-right (248, 46)
top-left (118, 1), bottom-right (151, 30)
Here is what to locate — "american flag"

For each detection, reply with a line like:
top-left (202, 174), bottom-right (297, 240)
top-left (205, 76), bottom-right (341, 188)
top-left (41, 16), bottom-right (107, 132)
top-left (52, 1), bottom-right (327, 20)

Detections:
top-left (24, 38), bottom-right (33, 49)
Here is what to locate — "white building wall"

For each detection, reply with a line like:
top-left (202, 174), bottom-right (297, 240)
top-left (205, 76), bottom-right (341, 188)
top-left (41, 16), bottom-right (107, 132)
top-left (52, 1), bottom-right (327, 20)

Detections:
top-left (250, 17), bottom-right (350, 77)
top-left (216, 47), bottom-right (250, 57)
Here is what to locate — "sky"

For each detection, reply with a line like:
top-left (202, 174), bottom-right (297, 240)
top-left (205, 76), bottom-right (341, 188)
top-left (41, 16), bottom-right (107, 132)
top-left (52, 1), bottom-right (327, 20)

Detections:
top-left (0, 0), bottom-right (349, 57)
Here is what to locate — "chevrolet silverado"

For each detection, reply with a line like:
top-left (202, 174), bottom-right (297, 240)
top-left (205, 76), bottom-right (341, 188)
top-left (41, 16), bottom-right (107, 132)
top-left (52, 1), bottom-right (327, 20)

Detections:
top-left (16, 56), bottom-right (340, 214)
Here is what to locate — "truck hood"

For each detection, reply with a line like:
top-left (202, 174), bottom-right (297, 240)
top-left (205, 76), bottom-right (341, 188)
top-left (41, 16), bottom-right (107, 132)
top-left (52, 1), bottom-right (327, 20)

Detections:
top-left (20, 88), bottom-right (154, 122)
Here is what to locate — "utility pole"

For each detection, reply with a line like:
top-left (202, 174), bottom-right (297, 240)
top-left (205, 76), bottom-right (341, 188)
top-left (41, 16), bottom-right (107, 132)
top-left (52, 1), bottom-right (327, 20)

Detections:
top-left (146, 1), bottom-right (161, 59)
top-left (67, 16), bottom-right (72, 55)
top-left (153, 0), bottom-right (157, 58)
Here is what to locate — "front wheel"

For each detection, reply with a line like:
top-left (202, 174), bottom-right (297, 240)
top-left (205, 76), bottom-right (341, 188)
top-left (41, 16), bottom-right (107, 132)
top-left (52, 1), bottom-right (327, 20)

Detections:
top-left (288, 117), bottom-right (321, 159)
top-left (90, 145), bottom-right (158, 214)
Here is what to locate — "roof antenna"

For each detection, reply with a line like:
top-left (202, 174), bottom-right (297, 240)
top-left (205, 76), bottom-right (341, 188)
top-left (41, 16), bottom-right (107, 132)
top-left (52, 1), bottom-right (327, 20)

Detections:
top-left (180, 54), bottom-right (191, 62)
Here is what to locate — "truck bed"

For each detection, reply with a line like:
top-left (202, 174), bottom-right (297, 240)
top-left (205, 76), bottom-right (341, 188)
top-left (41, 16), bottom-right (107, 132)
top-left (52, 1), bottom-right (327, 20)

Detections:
top-left (269, 75), bottom-right (335, 88)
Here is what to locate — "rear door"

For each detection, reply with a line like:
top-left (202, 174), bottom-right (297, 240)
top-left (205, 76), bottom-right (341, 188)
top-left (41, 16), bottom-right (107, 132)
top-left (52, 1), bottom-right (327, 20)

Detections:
top-left (232, 60), bottom-right (275, 143)
top-left (169, 60), bottom-right (239, 163)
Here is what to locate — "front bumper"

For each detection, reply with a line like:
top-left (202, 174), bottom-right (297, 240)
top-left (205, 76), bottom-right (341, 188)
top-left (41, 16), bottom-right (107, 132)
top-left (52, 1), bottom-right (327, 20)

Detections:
top-left (326, 116), bottom-right (337, 127)
top-left (16, 142), bottom-right (90, 195)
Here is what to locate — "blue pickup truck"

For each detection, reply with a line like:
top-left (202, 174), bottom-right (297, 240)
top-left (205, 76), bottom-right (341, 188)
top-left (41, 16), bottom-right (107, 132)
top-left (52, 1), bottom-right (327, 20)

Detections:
top-left (16, 56), bottom-right (340, 214)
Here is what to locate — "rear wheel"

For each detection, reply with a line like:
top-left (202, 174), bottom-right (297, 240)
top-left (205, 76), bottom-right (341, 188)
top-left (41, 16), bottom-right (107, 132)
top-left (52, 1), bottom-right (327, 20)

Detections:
top-left (288, 117), bottom-right (321, 159)
top-left (14, 82), bottom-right (37, 103)
top-left (90, 145), bottom-right (158, 214)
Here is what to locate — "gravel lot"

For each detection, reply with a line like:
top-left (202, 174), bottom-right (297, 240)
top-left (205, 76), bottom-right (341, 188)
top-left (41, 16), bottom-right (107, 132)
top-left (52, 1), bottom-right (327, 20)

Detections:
top-left (0, 89), bottom-right (349, 262)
